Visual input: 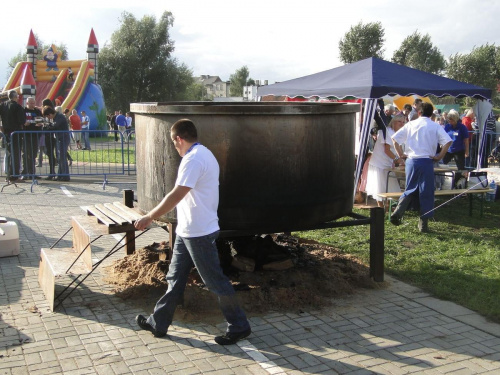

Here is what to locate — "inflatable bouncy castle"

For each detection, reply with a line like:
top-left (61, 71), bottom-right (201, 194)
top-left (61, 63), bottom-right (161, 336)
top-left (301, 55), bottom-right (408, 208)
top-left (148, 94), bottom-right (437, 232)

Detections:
top-left (1, 29), bottom-right (107, 131)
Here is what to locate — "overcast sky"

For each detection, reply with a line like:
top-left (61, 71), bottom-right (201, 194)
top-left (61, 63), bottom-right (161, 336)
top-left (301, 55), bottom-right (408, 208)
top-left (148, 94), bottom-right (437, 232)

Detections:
top-left (2, 0), bottom-right (500, 89)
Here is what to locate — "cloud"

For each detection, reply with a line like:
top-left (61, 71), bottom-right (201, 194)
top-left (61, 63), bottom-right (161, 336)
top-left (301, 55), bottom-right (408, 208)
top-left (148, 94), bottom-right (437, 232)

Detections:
top-left (2, 0), bottom-right (500, 89)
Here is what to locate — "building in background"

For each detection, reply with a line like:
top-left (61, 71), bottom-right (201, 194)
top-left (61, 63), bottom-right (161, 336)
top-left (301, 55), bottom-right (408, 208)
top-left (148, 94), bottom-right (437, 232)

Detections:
top-left (196, 75), bottom-right (230, 99)
top-left (243, 80), bottom-right (269, 101)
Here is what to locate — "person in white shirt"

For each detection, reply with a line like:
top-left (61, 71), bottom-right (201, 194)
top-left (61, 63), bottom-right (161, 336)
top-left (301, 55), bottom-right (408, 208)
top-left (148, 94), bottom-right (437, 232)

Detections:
top-left (366, 114), bottom-right (406, 208)
top-left (391, 103), bottom-right (452, 232)
top-left (134, 119), bottom-right (251, 345)
top-left (80, 110), bottom-right (91, 150)
top-left (408, 98), bottom-right (423, 122)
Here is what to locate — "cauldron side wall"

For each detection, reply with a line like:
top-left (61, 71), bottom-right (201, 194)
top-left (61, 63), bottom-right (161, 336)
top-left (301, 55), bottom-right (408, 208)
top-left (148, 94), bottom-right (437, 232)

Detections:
top-left (132, 102), bottom-right (358, 233)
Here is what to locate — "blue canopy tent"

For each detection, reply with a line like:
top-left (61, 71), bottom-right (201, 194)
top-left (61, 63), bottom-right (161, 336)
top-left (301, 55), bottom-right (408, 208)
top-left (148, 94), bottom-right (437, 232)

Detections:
top-left (257, 57), bottom-right (493, 199)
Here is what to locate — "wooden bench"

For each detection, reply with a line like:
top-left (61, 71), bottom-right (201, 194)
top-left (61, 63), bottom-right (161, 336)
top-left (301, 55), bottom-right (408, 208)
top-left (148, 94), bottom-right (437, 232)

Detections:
top-left (377, 188), bottom-right (492, 221)
top-left (39, 190), bottom-right (144, 311)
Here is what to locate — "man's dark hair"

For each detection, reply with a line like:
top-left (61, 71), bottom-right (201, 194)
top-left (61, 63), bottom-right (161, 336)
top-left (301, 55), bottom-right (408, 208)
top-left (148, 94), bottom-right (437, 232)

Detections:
top-left (420, 102), bottom-right (434, 117)
top-left (8, 90), bottom-right (18, 100)
top-left (171, 119), bottom-right (198, 142)
top-left (413, 98), bottom-right (423, 105)
top-left (42, 98), bottom-right (54, 108)
top-left (42, 106), bottom-right (56, 116)
top-left (403, 104), bottom-right (412, 111)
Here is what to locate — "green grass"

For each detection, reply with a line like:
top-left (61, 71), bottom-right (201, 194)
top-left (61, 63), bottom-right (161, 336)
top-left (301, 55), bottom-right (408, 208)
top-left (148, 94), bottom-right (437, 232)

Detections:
top-left (68, 148), bottom-right (136, 164)
top-left (294, 197), bottom-right (500, 322)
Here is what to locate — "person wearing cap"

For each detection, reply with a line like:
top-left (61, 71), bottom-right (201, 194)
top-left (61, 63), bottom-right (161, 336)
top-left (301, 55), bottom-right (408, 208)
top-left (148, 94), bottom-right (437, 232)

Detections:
top-left (55, 96), bottom-right (64, 106)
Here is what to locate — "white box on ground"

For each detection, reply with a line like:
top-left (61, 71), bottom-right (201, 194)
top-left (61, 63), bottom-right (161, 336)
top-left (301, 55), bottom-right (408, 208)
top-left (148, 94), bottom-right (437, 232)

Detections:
top-left (0, 221), bottom-right (20, 257)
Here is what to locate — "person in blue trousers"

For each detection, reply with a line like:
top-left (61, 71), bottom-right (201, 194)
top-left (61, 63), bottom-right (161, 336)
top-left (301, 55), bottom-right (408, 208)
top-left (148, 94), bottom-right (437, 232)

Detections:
top-left (134, 119), bottom-right (251, 345)
top-left (391, 103), bottom-right (452, 233)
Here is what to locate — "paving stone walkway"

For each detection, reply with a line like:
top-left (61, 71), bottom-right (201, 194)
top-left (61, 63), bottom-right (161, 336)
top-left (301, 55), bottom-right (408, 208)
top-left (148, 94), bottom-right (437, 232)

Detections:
top-left (1, 179), bottom-right (499, 374)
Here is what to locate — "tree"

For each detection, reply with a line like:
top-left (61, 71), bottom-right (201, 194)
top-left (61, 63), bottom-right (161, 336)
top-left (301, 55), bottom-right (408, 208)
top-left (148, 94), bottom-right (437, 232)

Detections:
top-left (392, 31), bottom-right (445, 74)
top-left (338, 21), bottom-right (385, 64)
top-left (229, 66), bottom-right (253, 96)
top-left (446, 44), bottom-right (500, 106)
top-left (99, 11), bottom-right (195, 112)
top-left (6, 32), bottom-right (68, 81)
top-left (184, 81), bottom-right (205, 101)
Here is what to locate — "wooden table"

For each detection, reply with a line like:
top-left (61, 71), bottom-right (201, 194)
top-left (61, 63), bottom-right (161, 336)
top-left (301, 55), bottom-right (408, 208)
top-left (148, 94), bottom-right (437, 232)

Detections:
top-left (385, 166), bottom-right (458, 193)
top-left (378, 188), bottom-right (492, 221)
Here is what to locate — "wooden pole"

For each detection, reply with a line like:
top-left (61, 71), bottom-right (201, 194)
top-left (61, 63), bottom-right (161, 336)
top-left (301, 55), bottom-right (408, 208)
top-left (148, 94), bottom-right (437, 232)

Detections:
top-left (369, 207), bottom-right (384, 282)
top-left (123, 190), bottom-right (135, 255)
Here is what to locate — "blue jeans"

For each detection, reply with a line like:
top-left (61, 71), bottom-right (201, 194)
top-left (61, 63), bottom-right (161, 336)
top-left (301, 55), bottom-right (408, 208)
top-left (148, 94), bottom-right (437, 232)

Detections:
top-left (81, 129), bottom-right (91, 150)
top-left (146, 231), bottom-right (250, 334)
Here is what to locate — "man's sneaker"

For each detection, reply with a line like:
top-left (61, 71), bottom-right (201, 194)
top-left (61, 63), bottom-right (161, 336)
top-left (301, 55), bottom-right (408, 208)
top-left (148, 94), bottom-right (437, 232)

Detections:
top-left (135, 315), bottom-right (166, 338)
top-left (214, 328), bottom-right (251, 345)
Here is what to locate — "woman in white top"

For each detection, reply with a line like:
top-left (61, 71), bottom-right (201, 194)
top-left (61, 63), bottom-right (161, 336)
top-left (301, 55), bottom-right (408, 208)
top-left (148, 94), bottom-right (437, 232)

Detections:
top-left (366, 114), bottom-right (406, 208)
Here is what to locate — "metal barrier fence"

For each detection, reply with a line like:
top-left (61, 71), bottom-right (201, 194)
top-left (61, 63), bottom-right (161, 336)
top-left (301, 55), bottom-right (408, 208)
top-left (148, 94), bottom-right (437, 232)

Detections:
top-left (466, 131), bottom-right (500, 169)
top-left (1, 130), bottom-right (135, 191)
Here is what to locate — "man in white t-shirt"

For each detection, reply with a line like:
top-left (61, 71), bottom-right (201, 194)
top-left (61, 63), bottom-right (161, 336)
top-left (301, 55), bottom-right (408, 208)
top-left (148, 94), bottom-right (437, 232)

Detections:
top-left (134, 119), bottom-right (251, 345)
top-left (80, 110), bottom-right (91, 150)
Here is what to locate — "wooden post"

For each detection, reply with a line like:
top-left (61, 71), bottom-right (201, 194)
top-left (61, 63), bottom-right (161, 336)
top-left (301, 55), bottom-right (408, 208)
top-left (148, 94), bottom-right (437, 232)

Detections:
top-left (123, 190), bottom-right (135, 255)
top-left (167, 222), bottom-right (176, 261)
top-left (369, 207), bottom-right (384, 282)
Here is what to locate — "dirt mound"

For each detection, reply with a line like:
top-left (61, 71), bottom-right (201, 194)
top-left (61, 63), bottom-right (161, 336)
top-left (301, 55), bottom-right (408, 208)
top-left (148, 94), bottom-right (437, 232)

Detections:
top-left (104, 235), bottom-right (382, 321)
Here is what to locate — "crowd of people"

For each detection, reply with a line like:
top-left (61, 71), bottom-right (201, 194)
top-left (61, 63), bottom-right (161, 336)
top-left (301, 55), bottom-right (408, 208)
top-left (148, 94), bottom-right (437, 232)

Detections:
top-left (108, 110), bottom-right (133, 141)
top-left (361, 97), bottom-right (496, 233)
top-left (0, 91), bottom-right (135, 183)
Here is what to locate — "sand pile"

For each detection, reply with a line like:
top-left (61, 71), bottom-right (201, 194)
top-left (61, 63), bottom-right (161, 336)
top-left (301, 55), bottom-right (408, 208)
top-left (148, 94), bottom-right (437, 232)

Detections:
top-left (105, 235), bottom-right (381, 320)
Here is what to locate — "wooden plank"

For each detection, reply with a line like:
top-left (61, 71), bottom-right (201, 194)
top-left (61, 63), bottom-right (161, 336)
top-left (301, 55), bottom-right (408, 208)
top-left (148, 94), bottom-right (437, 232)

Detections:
top-left (103, 203), bottom-right (135, 223)
top-left (94, 204), bottom-right (129, 225)
top-left (83, 205), bottom-right (116, 227)
top-left (39, 247), bottom-right (90, 311)
top-left (38, 248), bottom-right (56, 312)
top-left (112, 202), bottom-right (143, 220)
top-left (77, 211), bottom-right (135, 233)
top-left (435, 188), bottom-right (490, 195)
top-left (72, 217), bottom-right (93, 270)
top-left (378, 188), bottom-right (491, 199)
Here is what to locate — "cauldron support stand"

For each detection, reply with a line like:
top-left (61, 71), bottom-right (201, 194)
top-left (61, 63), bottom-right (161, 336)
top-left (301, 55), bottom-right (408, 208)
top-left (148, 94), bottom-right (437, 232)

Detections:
top-left (213, 207), bottom-right (385, 282)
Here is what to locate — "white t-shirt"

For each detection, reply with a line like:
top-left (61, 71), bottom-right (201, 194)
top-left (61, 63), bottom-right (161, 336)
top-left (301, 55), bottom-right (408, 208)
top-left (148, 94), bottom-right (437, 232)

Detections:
top-left (392, 116), bottom-right (452, 159)
top-left (175, 144), bottom-right (220, 237)
top-left (81, 115), bottom-right (90, 129)
top-left (369, 128), bottom-right (396, 169)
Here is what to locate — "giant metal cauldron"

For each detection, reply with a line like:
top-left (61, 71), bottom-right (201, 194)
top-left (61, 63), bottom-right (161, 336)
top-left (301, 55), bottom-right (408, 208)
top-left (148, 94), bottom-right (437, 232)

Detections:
top-left (130, 101), bottom-right (360, 233)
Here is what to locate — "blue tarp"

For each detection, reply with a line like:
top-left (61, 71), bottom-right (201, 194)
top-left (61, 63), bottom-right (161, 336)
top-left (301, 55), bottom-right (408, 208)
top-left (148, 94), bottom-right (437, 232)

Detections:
top-left (257, 57), bottom-right (492, 100)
